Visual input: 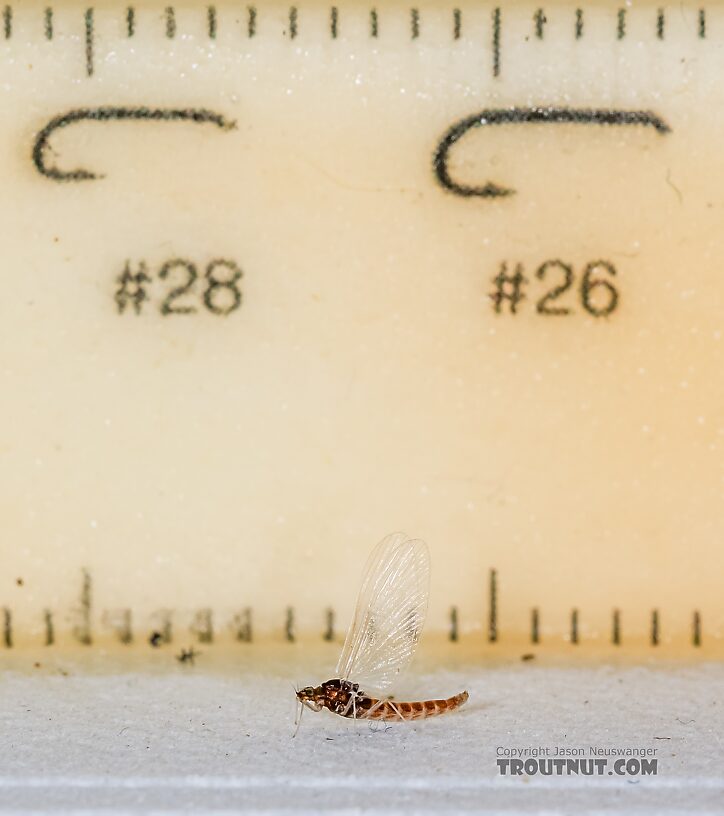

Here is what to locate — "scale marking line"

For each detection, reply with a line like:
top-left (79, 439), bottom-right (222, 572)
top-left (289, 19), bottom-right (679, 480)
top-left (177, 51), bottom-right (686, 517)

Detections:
top-left (570, 608), bottom-right (579, 644)
top-left (44, 609), bottom-right (54, 646)
top-left (411, 7), bottom-right (420, 40)
top-left (44, 6), bottom-right (53, 40)
top-left (449, 606), bottom-right (459, 642)
top-left (84, 7), bottom-right (94, 77)
top-left (612, 608), bottom-right (621, 644)
top-left (492, 7), bottom-right (501, 78)
top-left (2, 608), bottom-right (11, 649)
top-left (233, 607), bottom-right (252, 642)
top-left (208, 5), bottom-right (217, 39)
top-left (165, 5), bottom-right (175, 39)
top-left (651, 608), bottom-right (660, 645)
top-left (323, 607), bottom-right (334, 641)
top-left (285, 607), bottom-right (295, 642)
top-left (488, 568), bottom-right (498, 642)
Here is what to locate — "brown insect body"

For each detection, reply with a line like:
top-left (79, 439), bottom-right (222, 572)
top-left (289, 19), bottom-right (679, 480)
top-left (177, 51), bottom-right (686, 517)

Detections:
top-left (297, 678), bottom-right (468, 722)
top-left (293, 535), bottom-right (470, 732)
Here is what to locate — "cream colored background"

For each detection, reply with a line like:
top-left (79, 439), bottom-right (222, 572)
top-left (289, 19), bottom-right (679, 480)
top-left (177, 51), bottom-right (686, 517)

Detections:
top-left (0, 1), bottom-right (722, 646)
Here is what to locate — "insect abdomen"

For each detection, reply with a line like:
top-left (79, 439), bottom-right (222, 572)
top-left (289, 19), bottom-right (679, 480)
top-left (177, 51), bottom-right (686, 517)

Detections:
top-left (357, 690), bottom-right (468, 721)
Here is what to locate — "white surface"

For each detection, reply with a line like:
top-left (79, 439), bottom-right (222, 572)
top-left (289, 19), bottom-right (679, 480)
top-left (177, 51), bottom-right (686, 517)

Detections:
top-left (1, 659), bottom-right (723, 814)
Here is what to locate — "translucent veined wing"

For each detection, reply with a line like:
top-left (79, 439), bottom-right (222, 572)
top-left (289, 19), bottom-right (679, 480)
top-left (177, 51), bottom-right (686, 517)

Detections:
top-left (336, 532), bottom-right (430, 695)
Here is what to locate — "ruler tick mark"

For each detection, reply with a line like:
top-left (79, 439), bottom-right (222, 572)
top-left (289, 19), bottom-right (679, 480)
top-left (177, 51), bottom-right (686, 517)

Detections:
top-left (2, 5), bottom-right (11, 39)
top-left (44, 7), bottom-right (53, 40)
top-left (233, 607), bottom-right (252, 642)
top-left (370, 7), bottom-right (378, 38)
top-left (453, 9), bottom-right (463, 40)
top-left (534, 8), bottom-right (546, 39)
top-left (453, 8), bottom-right (461, 40)
top-left (285, 606), bottom-right (295, 642)
top-left (449, 606), bottom-right (459, 642)
top-left (44, 609), bottom-right (54, 646)
top-left (247, 5), bottom-right (256, 37)
top-left (570, 608), bottom-right (579, 644)
top-left (104, 608), bottom-right (133, 644)
top-left (2, 608), bottom-right (11, 649)
top-left (531, 607), bottom-right (540, 644)
top-left (692, 610), bottom-right (701, 646)
top-left (207, 5), bottom-right (217, 39)
top-left (126, 6), bottom-right (135, 37)
top-left (698, 8), bottom-right (706, 38)
top-left (617, 8), bottom-right (626, 40)
top-left (192, 608), bottom-right (213, 643)
top-left (411, 7), bottom-right (419, 40)
top-left (575, 8), bottom-right (583, 39)
top-left (323, 607), bottom-right (335, 641)
top-left (492, 7), bottom-right (501, 78)
top-left (121, 610), bottom-right (133, 644)
top-left (330, 6), bottom-right (338, 39)
top-left (73, 568), bottom-right (92, 646)
top-left (488, 568), bottom-right (498, 643)
top-left (165, 6), bottom-right (176, 39)
top-left (84, 8), bottom-right (94, 77)
top-left (651, 608), bottom-right (659, 645)
top-left (288, 6), bottom-right (297, 39)
top-left (150, 610), bottom-right (173, 645)
top-left (656, 8), bottom-right (665, 40)
top-left (612, 608), bottom-right (621, 645)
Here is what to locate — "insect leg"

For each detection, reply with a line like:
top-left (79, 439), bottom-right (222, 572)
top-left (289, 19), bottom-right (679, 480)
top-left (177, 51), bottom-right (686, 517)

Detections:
top-left (386, 700), bottom-right (406, 722)
top-left (364, 698), bottom-right (388, 720)
top-left (341, 689), bottom-right (359, 718)
top-left (292, 699), bottom-right (304, 738)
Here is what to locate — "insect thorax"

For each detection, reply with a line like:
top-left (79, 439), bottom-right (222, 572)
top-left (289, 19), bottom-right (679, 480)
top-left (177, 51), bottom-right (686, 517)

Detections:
top-left (320, 678), bottom-right (362, 714)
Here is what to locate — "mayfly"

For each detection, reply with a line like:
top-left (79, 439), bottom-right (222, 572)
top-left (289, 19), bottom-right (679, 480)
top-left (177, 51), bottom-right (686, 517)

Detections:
top-left (295, 532), bottom-right (468, 730)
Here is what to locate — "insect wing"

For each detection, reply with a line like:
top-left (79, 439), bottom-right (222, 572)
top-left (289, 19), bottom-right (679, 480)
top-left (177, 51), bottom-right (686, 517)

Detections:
top-left (336, 532), bottom-right (430, 694)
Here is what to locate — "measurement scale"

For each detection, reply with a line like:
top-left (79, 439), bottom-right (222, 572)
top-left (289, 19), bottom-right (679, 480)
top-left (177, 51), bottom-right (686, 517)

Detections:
top-left (1, 1), bottom-right (723, 656)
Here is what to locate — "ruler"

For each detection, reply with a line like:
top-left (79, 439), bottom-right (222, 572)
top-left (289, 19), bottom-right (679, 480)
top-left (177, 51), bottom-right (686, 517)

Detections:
top-left (1, 1), bottom-right (722, 655)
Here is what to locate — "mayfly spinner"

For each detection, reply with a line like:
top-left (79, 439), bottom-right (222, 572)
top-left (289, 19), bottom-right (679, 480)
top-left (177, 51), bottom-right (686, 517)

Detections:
top-left (295, 532), bottom-right (468, 730)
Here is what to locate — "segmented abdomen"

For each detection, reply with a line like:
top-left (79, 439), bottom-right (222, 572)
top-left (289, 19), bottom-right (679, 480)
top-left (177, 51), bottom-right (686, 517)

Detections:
top-left (352, 690), bottom-right (468, 721)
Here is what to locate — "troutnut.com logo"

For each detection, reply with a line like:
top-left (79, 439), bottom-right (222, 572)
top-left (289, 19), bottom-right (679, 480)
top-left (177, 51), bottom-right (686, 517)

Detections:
top-left (496, 746), bottom-right (658, 777)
